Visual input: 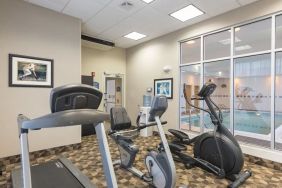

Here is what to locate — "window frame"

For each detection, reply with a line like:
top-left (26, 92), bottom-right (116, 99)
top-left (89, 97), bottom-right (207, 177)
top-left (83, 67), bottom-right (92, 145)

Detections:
top-left (179, 12), bottom-right (282, 151)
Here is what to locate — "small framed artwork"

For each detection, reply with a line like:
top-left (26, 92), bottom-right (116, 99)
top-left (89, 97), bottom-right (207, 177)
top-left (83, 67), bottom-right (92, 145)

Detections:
top-left (154, 78), bottom-right (173, 99)
top-left (9, 54), bottom-right (53, 88)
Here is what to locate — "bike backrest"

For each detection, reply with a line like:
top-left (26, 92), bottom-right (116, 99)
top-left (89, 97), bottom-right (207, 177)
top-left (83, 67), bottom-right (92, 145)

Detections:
top-left (50, 84), bottom-right (102, 113)
top-left (110, 107), bottom-right (132, 130)
top-left (148, 95), bottom-right (168, 122)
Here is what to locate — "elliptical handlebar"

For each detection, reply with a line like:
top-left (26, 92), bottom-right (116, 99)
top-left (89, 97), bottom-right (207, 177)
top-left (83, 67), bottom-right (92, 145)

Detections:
top-left (190, 97), bottom-right (204, 100)
top-left (209, 97), bottom-right (223, 123)
top-left (183, 84), bottom-right (211, 115)
top-left (108, 121), bottom-right (168, 136)
top-left (183, 83), bottom-right (223, 125)
top-left (137, 121), bottom-right (167, 130)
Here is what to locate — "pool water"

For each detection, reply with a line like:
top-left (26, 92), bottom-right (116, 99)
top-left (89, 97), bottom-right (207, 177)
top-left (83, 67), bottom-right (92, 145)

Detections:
top-left (181, 110), bottom-right (282, 135)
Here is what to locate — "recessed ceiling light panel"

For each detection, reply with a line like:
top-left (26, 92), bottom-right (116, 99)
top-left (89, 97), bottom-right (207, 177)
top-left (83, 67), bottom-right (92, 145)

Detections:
top-left (124, 32), bottom-right (146, 40)
top-left (235, 45), bottom-right (252, 51)
top-left (219, 37), bottom-right (241, 45)
top-left (228, 27), bottom-right (241, 32)
top-left (186, 40), bottom-right (195, 44)
top-left (170, 5), bottom-right (204, 22)
top-left (141, 0), bottom-right (155, 3)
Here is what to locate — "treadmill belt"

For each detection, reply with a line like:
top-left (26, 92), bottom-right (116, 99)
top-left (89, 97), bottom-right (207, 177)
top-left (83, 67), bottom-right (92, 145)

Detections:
top-left (30, 160), bottom-right (84, 188)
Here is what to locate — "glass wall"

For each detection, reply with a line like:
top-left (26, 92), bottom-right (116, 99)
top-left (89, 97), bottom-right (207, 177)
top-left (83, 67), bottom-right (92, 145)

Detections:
top-left (234, 54), bottom-right (271, 148)
top-left (275, 52), bottom-right (282, 150)
top-left (204, 30), bottom-right (230, 60)
top-left (276, 15), bottom-right (282, 49)
top-left (180, 13), bottom-right (282, 151)
top-left (234, 19), bottom-right (271, 55)
top-left (203, 60), bottom-right (230, 130)
top-left (181, 38), bottom-right (201, 64)
top-left (180, 65), bottom-right (201, 132)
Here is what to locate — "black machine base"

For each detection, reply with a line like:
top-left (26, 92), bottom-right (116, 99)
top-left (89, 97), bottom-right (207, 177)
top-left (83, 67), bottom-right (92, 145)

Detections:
top-left (168, 129), bottom-right (252, 188)
top-left (227, 170), bottom-right (252, 188)
top-left (11, 157), bottom-right (95, 188)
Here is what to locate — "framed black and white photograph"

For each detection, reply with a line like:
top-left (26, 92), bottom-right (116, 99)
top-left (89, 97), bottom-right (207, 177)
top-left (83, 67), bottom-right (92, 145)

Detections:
top-left (154, 78), bottom-right (173, 99)
top-left (9, 54), bottom-right (53, 88)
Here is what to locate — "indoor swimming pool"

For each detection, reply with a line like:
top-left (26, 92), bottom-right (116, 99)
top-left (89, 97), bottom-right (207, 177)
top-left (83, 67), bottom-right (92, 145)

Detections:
top-left (181, 110), bottom-right (282, 135)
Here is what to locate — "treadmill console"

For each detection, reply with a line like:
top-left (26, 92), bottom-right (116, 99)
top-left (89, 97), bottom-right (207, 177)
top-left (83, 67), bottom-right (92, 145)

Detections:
top-left (198, 82), bottom-right (217, 98)
top-left (50, 84), bottom-right (103, 113)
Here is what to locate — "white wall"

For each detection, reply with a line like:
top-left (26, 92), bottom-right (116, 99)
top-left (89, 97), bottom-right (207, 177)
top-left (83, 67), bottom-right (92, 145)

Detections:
top-left (81, 46), bottom-right (126, 110)
top-left (0, 0), bottom-right (81, 158)
top-left (126, 0), bottom-right (282, 133)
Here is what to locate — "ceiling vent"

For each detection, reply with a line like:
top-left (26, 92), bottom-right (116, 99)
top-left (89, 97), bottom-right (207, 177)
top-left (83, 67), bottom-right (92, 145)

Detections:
top-left (120, 1), bottom-right (134, 11)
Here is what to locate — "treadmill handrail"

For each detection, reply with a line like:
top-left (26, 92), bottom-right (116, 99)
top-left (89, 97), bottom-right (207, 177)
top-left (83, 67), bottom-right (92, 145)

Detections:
top-left (18, 109), bottom-right (109, 130)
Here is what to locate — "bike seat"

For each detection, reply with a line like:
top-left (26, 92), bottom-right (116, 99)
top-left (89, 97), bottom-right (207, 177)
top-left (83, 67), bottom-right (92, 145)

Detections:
top-left (169, 143), bottom-right (187, 152)
top-left (169, 129), bottom-right (189, 140)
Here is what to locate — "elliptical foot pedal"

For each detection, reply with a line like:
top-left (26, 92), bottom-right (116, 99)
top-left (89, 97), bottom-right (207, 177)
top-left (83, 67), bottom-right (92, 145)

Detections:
top-left (169, 143), bottom-right (187, 152)
top-left (168, 129), bottom-right (189, 140)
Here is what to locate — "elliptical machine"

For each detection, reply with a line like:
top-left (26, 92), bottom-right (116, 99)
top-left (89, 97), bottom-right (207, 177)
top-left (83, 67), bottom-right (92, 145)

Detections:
top-left (109, 95), bottom-right (176, 188)
top-left (169, 82), bottom-right (252, 188)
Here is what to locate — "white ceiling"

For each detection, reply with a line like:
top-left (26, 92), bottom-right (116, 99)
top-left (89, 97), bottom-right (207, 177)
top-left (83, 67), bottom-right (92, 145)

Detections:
top-left (24, 0), bottom-right (260, 48)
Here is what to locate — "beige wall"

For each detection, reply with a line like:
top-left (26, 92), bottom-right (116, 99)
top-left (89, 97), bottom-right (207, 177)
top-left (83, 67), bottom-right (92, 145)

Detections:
top-left (0, 0), bottom-right (81, 158)
top-left (126, 0), bottom-right (282, 132)
top-left (81, 46), bottom-right (126, 110)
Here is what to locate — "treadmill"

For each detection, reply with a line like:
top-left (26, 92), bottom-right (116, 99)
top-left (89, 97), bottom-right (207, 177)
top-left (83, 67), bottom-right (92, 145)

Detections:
top-left (11, 84), bottom-right (118, 188)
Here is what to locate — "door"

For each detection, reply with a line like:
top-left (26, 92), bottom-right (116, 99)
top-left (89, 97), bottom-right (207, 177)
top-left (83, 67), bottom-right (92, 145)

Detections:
top-left (184, 85), bottom-right (192, 113)
top-left (194, 85), bottom-right (200, 112)
top-left (105, 77), bottom-right (123, 112)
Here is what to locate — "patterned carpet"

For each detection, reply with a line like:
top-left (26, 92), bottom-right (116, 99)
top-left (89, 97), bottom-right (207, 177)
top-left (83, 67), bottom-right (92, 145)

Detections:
top-left (1, 135), bottom-right (282, 188)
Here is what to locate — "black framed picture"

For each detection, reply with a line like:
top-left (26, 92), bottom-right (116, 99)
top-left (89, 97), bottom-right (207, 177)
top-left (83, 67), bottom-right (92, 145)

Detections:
top-left (154, 78), bottom-right (173, 99)
top-left (9, 54), bottom-right (53, 88)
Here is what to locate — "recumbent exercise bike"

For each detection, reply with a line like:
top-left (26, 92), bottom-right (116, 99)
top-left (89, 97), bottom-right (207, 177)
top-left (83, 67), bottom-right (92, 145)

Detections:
top-left (169, 82), bottom-right (252, 188)
top-left (109, 95), bottom-right (176, 188)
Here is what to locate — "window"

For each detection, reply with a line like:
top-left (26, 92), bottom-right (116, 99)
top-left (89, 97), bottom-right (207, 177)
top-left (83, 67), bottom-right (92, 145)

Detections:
top-left (179, 13), bottom-right (282, 151)
top-left (204, 60), bottom-right (230, 130)
top-left (234, 54), bottom-right (271, 148)
top-left (180, 64), bottom-right (201, 132)
top-left (181, 38), bottom-right (201, 64)
top-left (275, 52), bottom-right (282, 150)
top-left (204, 30), bottom-right (230, 60)
top-left (234, 19), bottom-right (271, 55)
top-left (276, 15), bottom-right (282, 49)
